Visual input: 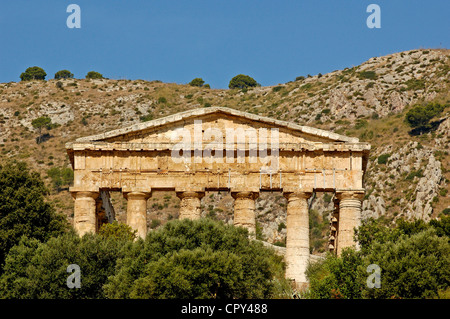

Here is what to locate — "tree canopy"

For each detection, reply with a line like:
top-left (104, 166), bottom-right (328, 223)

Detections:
top-left (31, 116), bottom-right (52, 144)
top-left (20, 66), bottom-right (47, 81)
top-left (306, 217), bottom-right (450, 299)
top-left (228, 74), bottom-right (259, 89)
top-left (54, 70), bottom-right (74, 79)
top-left (189, 78), bottom-right (205, 87)
top-left (85, 71), bottom-right (104, 79)
top-left (0, 161), bottom-right (68, 272)
top-left (0, 218), bottom-right (289, 299)
top-left (404, 102), bottom-right (446, 132)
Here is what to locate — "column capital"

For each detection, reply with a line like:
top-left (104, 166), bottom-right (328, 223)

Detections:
top-left (231, 191), bottom-right (259, 200)
top-left (335, 189), bottom-right (365, 201)
top-left (283, 191), bottom-right (313, 201)
top-left (176, 191), bottom-right (205, 200)
top-left (123, 191), bottom-right (152, 201)
top-left (70, 189), bottom-right (99, 200)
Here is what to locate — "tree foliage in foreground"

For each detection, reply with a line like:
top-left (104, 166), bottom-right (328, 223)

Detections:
top-left (104, 218), bottom-right (288, 299)
top-left (0, 219), bottom-right (289, 299)
top-left (0, 161), bottom-right (68, 273)
top-left (306, 217), bottom-right (450, 299)
top-left (0, 233), bottom-right (125, 298)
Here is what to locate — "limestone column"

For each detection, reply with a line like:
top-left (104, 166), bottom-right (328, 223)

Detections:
top-left (231, 191), bottom-right (259, 235)
top-left (335, 191), bottom-right (364, 256)
top-left (283, 191), bottom-right (312, 288)
top-left (71, 191), bottom-right (99, 236)
top-left (176, 191), bottom-right (205, 220)
top-left (124, 191), bottom-right (151, 239)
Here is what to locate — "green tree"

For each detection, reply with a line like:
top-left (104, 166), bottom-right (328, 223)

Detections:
top-left (306, 249), bottom-right (365, 299)
top-left (363, 229), bottom-right (450, 299)
top-left (98, 221), bottom-right (137, 241)
top-left (54, 70), bottom-right (74, 79)
top-left (228, 74), bottom-right (259, 89)
top-left (189, 78), bottom-right (205, 87)
top-left (31, 116), bottom-right (52, 144)
top-left (307, 217), bottom-right (450, 299)
top-left (0, 233), bottom-right (129, 298)
top-left (20, 66), bottom-right (47, 81)
top-left (0, 161), bottom-right (68, 272)
top-left (103, 218), bottom-right (288, 299)
top-left (404, 103), bottom-right (446, 133)
top-left (85, 71), bottom-right (104, 79)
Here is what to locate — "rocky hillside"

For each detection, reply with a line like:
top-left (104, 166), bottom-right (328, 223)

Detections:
top-left (0, 48), bottom-right (449, 253)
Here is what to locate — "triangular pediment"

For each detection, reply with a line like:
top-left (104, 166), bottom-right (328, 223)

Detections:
top-left (72, 107), bottom-right (359, 145)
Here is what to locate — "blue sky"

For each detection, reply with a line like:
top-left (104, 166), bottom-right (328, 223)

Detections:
top-left (0, 0), bottom-right (448, 88)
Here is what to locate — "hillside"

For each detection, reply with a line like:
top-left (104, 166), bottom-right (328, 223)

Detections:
top-left (0, 48), bottom-right (449, 253)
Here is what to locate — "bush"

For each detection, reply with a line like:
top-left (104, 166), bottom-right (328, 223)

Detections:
top-left (405, 103), bottom-right (446, 132)
top-left (377, 154), bottom-right (390, 165)
top-left (0, 233), bottom-right (128, 298)
top-left (20, 66), bottom-right (47, 81)
top-left (85, 71), bottom-right (104, 79)
top-left (363, 228), bottom-right (449, 299)
top-left (98, 221), bottom-right (137, 241)
top-left (307, 217), bottom-right (450, 299)
top-left (228, 74), bottom-right (259, 89)
top-left (189, 78), bottom-right (205, 87)
top-left (54, 70), bottom-right (74, 80)
top-left (104, 218), bottom-right (287, 298)
top-left (358, 71), bottom-right (377, 80)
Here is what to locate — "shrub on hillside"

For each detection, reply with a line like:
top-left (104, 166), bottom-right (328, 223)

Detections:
top-left (54, 70), bottom-right (74, 79)
top-left (20, 66), bottom-right (47, 81)
top-left (189, 78), bottom-right (205, 87)
top-left (85, 71), bottom-right (104, 79)
top-left (228, 74), bottom-right (259, 89)
top-left (404, 103), bottom-right (446, 132)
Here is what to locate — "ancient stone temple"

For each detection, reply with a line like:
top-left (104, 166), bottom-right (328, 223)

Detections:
top-left (66, 107), bottom-right (370, 288)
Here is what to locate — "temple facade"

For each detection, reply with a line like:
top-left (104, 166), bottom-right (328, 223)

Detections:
top-left (66, 107), bottom-right (370, 288)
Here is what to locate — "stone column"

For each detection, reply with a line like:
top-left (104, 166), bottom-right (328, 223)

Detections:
top-left (335, 190), bottom-right (364, 256)
top-left (283, 191), bottom-right (312, 289)
top-left (231, 191), bottom-right (259, 235)
top-left (124, 191), bottom-right (151, 239)
top-left (71, 190), bottom-right (99, 236)
top-left (176, 191), bottom-right (205, 220)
